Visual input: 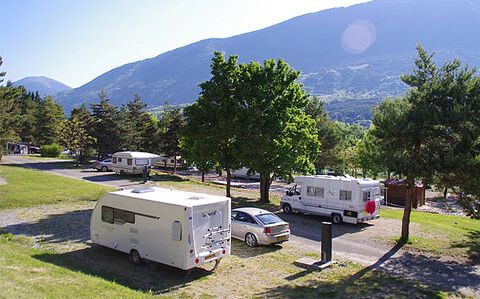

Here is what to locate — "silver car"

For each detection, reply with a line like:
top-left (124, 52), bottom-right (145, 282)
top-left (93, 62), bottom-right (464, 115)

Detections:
top-left (231, 207), bottom-right (290, 247)
top-left (93, 159), bottom-right (113, 172)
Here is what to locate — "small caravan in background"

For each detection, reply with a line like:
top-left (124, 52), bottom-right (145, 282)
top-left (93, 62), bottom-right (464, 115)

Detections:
top-left (281, 175), bottom-right (381, 224)
top-left (111, 151), bottom-right (160, 175)
top-left (90, 187), bottom-right (231, 270)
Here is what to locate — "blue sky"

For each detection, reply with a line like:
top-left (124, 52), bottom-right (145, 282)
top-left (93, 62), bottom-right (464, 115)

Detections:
top-left (0, 0), bottom-right (369, 88)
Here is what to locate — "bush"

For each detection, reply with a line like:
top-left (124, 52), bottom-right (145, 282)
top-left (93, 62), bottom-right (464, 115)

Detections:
top-left (40, 144), bottom-right (62, 157)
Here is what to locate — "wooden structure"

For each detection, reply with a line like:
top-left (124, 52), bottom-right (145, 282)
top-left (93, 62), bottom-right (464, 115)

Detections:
top-left (384, 179), bottom-right (425, 208)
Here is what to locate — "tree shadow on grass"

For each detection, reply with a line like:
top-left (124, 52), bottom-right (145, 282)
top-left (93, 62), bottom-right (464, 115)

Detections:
top-left (230, 238), bottom-right (283, 258)
top-left (451, 229), bottom-right (480, 265)
top-left (33, 245), bottom-right (214, 295)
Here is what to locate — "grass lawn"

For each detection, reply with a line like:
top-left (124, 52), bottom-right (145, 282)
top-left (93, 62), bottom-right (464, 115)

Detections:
top-left (21, 155), bottom-right (74, 160)
top-left (0, 232), bottom-right (450, 298)
top-left (381, 208), bottom-right (480, 263)
top-left (0, 164), bottom-right (115, 209)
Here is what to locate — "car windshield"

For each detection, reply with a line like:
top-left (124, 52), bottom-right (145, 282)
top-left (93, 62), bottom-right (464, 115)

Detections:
top-left (255, 213), bottom-right (283, 225)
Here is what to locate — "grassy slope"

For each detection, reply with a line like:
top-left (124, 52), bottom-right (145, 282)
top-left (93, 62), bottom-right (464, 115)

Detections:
top-left (0, 165), bottom-right (115, 209)
top-left (0, 233), bottom-right (448, 298)
top-left (381, 208), bottom-right (480, 263)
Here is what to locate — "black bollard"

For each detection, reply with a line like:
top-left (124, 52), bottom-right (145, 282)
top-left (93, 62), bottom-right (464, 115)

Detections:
top-left (321, 222), bottom-right (332, 262)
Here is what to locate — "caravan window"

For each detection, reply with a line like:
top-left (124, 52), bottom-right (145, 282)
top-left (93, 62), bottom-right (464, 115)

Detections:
top-left (101, 206), bottom-right (114, 224)
top-left (135, 159), bottom-right (148, 166)
top-left (127, 159), bottom-right (132, 166)
top-left (306, 186), bottom-right (324, 198)
top-left (363, 191), bottom-right (371, 202)
top-left (113, 157), bottom-right (117, 163)
top-left (118, 158), bottom-right (123, 163)
top-left (339, 190), bottom-right (352, 201)
top-left (114, 209), bottom-right (135, 224)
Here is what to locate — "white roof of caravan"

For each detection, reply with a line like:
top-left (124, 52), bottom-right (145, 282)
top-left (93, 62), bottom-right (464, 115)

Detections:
top-left (295, 175), bottom-right (380, 186)
top-left (113, 151), bottom-right (160, 159)
top-left (110, 187), bottom-right (229, 207)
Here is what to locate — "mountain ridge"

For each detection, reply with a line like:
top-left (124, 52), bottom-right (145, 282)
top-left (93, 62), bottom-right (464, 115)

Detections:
top-left (54, 0), bottom-right (480, 122)
top-left (13, 76), bottom-right (71, 96)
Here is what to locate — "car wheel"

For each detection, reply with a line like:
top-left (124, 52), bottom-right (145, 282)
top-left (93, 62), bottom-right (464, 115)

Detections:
top-left (283, 203), bottom-right (293, 215)
top-left (129, 249), bottom-right (142, 265)
top-left (245, 233), bottom-right (258, 247)
top-left (101, 166), bottom-right (107, 172)
top-left (332, 213), bottom-right (343, 225)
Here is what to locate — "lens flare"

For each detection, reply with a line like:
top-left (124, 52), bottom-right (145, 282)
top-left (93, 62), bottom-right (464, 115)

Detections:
top-left (341, 19), bottom-right (376, 54)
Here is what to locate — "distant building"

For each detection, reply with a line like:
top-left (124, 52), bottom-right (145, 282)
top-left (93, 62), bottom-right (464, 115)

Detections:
top-left (384, 179), bottom-right (425, 208)
top-left (6, 142), bottom-right (40, 155)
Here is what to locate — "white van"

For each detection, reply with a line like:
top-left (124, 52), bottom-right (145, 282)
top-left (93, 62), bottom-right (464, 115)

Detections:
top-left (112, 151), bottom-right (161, 175)
top-left (90, 187), bottom-right (231, 270)
top-left (281, 175), bottom-right (381, 224)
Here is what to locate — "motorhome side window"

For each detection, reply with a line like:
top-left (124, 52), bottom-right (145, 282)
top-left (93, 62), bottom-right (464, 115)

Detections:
top-left (363, 191), bottom-right (371, 202)
top-left (113, 157), bottom-right (117, 163)
top-left (127, 159), bottom-right (132, 166)
top-left (306, 186), bottom-right (324, 198)
top-left (339, 190), bottom-right (352, 201)
top-left (135, 159), bottom-right (148, 166)
top-left (118, 158), bottom-right (123, 163)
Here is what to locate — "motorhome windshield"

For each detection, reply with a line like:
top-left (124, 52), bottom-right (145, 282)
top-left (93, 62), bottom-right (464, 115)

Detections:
top-left (256, 213), bottom-right (283, 225)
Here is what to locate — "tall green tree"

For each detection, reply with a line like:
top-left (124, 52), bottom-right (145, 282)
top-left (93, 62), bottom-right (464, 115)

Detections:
top-left (372, 44), bottom-right (480, 239)
top-left (61, 113), bottom-right (96, 163)
top-left (237, 58), bottom-right (320, 202)
top-left (126, 94), bottom-right (157, 152)
top-left (0, 83), bottom-right (23, 156)
top-left (182, 52), bottom-right (243, 197)
top-left (35, 95), bottom-right (65, 145)
top-left (90, 90), bottom-right (122, 157)
top-left (161, 106), bottom-right (184, 174)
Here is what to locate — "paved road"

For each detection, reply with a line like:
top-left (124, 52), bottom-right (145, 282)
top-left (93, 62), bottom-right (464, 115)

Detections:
top-left (2, 155), bottom-right (479, 296)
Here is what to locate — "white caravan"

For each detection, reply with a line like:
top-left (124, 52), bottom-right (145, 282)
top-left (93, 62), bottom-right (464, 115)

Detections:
top-left (90, 187), bottom-right (231, 270)
top-left (112, 151), bottom-right (161, 175)
top-left (281, 175), bottom-right (381, 224)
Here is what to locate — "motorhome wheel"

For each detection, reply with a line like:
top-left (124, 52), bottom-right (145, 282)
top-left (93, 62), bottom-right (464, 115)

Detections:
top-left (101, 166), bottom-right (107, 172)
top-left (129, 249), bottom-right (142, 265)
top-left (245, 233), bottom-right (258, 247)
top-left (282, 203), bottom-right (293, 215)
top-left (332, 213), bottom-right (343, 224)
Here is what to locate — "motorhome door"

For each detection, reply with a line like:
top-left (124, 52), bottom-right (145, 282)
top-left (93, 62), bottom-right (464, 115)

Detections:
top-left (301, 185), bottom-right (325, 208)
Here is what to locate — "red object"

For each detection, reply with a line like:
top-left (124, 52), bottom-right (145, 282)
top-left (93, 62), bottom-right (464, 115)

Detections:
top-left (264, 227), bottom-right (271, 234)
top-left (95, 162), bottom-right (100, 165)
top-left (195, 258), bottom-right (199, 264)
top-left (189, 249), bottom-right (193, 253)
top-left (365, 200), bottom-right (376, 214)
top-left (222, 249), bottom-right (226, 254)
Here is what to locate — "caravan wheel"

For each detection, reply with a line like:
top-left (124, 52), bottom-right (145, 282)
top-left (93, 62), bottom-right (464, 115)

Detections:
top-left (129, 249), bottom-right (142, 265)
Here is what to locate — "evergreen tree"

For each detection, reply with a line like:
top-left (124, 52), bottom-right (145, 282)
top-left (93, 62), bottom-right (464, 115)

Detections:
top-left (35, 95), bottom-right (65, 145)
top-left (90, 90), bottom-right (122, 157)
top-left (126, 94), bottom-right (157, 152)
top-left (161, 106), bottom-right (184, 173)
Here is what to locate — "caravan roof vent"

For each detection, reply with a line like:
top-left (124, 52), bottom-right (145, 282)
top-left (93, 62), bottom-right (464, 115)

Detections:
top-left (188, 196), bottom-right (202, 200)
top-left (131, 187), bottom-right (155, 193)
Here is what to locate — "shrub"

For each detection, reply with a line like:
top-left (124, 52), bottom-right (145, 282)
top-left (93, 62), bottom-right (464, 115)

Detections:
top-left (40, 144), bottom-right (62, 157)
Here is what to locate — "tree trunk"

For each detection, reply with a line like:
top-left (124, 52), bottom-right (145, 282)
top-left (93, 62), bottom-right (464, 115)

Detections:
top-left (387, 170), bottom-right (391, 180)
top-left (401, 179), bottom-right (414, 241)
top-left (443, 187), bottom-right (448, 199)
top-left (201, 171), bottom-right (205, 183)
top-left (226, 169), bottom-right (231, 198)
top-left (173, 156), bottom-right (177, 174)
top-left (260, 173), bottom-right (273, 203)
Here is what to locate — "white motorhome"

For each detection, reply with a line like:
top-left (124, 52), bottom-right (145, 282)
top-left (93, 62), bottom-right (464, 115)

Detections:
top-left (90, 187), bottom-right (231, 270)
top-left (112, 151), bottom-right (161, 175)
top-left (281, 175), bottom-right (381, 224)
